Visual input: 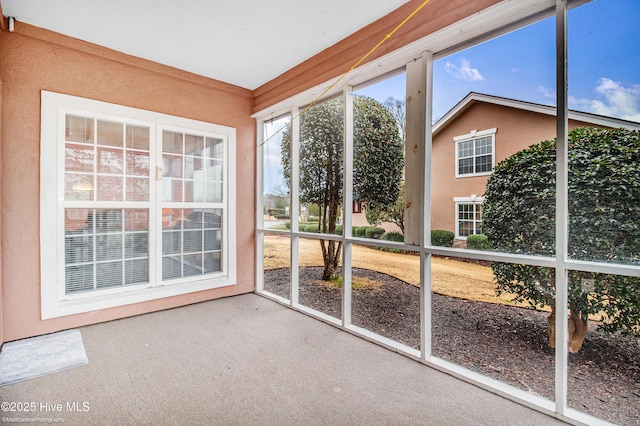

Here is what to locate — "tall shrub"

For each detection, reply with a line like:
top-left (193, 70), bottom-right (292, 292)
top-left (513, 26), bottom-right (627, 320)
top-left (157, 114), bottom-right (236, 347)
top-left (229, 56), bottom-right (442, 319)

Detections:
top-left (483, 127), bottom-right (640, 352)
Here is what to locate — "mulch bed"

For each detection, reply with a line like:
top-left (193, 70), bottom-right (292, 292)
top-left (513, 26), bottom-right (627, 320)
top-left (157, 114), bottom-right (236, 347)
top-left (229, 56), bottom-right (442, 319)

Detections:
top-left (264, 267), bottom-right (640, 425)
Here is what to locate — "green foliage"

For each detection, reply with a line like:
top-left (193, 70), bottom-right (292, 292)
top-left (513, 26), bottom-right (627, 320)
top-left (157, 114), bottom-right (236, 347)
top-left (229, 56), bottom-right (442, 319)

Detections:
top-left (335, 224), bottom-right (343, 235)
top-left (382, 231), bottom-right (404, 243)
top-left (365, 227), bottom-right (385, 239)
top-left (484, 127), bottom-right (640, 337)
top-left (431, 230), bottom-right (454, 247)
top-left (354, 226), bottom-right (369, 237)
top-left (284, 222), bottom-right (291, 230)
top-left (281, 95), bottom-right (403, 280)
top-left (467, 234), bottom-right (490, 250)
top-left (303, 224), bottom-right (320, 233)
top-left (353, 97), bottom-right (404, 213)
top-left (365, 182), bottom-right (406, 232)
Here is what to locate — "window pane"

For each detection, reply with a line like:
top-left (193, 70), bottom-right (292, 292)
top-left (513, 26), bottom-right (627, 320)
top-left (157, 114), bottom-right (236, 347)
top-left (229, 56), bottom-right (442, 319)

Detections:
top-left (97, 120), bottom-right (123, 147)
top-left (298, 237), bottom-right (341, 319)
top-left (97, 147), bottom-right (124, 174)
top-left (298, 98), bottom-right (343, 234)
top-left (96, 175), bottom-right (123, 201)
top-left (126, 151), bottom-right (150, 176)
top-left (125, 259), bottom-right (149, 285)
top-left (126, 125), bottom-right (150, 150)
top-left (126, 177), bottom-right (149, 202)
top-left (162, 208), bottom-right (222, 280)
top-left (262, 234), bottom-right (291, 299)
top-left (96, 261), bottom-right (123, 288)
top-left (351, 243), bottom-right (419, 350)
top-left (65, 115), bottom-right (94, 144)
top-left (162, 130), bottom-right (183, 154)
top-left (458, 158), bottom-right (473, 175)
top-left (432, 257), bottom-right (555, 401)
top-left (65, 265), bottom-right (94, 293)
top-left (65, 173), bottom-right (94, 200)
top-left (262, 115), bottom-right (292, 230)
top-left (65, 144), bottom-right (94, 173)
top-left (64, 208), bottom-right (149, 294)
top-left (353, 73), bottom-right (406, 241)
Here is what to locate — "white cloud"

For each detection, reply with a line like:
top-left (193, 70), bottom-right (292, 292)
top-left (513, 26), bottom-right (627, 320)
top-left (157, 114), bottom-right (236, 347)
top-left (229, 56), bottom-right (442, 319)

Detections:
top-left (538, 85), bottom-right (555, 99)
top-left (445, 59), bottom-right (484, 81)
top-left (571, 78), bottom-right (640, 122)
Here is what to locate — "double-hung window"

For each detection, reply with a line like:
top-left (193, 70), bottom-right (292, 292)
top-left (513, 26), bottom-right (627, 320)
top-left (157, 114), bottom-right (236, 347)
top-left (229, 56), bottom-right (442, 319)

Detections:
top-left (454, 197), bottom-right (484, 239)
top-left (40, 91), bottom-right (236, 319)
top-left (454, 128), bottom-right (496, 177)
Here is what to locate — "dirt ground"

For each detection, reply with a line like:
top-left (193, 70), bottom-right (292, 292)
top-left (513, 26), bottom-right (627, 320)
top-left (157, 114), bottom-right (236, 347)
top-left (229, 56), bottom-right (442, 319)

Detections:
top-left (262, 235), bottom-right (640, 424)
top-left (263, 234), bottom-right (516, 305)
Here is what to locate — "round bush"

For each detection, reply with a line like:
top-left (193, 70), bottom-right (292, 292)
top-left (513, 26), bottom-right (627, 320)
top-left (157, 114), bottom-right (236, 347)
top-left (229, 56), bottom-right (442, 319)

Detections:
top-left (382, 231), bottom-right (404, 243)
top-left (365, 227), bottom-right (385, 239)
top-left (431, 230), bottom-right (454, 247)
top-left (303, 223), bottom-right (319, 233)
top-left (354, 226), bottom-right (369, 237)
top-left (335, 224), bottom-right (343, 235)
top-left (467, 234), bottom-right (490, 250)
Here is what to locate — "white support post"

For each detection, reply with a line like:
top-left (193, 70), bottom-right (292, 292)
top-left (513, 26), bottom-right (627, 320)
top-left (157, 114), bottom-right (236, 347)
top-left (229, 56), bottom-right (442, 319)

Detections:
top-left (422, 51), bottom-right (434, 359)
top-left (256, 119), bottom-right (265, 292)
top-left (342, 86), bottom-right (354, 326)
top-left (290, 106), bottom-right (301, 307)
top-left (554, 0), bottom-right (569, 415)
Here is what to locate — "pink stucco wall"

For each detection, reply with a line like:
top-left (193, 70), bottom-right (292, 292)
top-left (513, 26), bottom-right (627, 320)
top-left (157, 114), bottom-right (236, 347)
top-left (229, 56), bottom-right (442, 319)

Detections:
top-left (0, 23), bottom-right (256, 341)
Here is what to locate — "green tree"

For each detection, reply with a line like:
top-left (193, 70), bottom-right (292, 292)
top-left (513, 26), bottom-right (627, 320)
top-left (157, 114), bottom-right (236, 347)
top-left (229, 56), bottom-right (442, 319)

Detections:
top-left (282, 96), bottom-right (403, 280)
top-left (365, 181), bottom-right (405, 233)
top-left (483, 127), bottom-right (640, 352)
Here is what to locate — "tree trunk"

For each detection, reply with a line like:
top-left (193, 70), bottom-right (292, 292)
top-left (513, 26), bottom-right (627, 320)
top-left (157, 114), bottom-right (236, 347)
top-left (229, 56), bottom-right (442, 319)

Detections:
top-left (321, 240), bottom-right (338, 281)
top-left (547, 307), bottom-right (589, 353)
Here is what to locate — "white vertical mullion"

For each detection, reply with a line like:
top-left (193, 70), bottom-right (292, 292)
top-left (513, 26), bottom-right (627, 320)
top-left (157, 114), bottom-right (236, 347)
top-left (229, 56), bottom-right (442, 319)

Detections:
top-left (92, 119), bottom-right (99, 291)
top-left (256, 120), bottom-right (265, 292)
top-left (554, 0), bottom-right (569, 415)
top-left (342, 86), bottom-right (354, 326)
top-left (423, 51), bottom-right (434, 359)
top-left (151, 124), bottom-right (164, 287)
top-left (290, 106), bottom-right (301, 307)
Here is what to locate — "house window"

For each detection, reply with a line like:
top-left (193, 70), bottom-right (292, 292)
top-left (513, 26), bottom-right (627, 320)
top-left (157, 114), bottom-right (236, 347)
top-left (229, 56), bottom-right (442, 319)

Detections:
top-left (454, 128), bottom-right (496, 177)
top-left (454, 197), bottom-right (484, 239)
top-left (353, 200), bottom-right (363, 213)
top-left (41, 91), bottom-right (236, 318)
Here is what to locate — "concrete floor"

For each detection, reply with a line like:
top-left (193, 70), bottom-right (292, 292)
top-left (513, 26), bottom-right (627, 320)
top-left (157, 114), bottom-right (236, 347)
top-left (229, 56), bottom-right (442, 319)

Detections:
top-left (0, 294), bottom-right (567, 425)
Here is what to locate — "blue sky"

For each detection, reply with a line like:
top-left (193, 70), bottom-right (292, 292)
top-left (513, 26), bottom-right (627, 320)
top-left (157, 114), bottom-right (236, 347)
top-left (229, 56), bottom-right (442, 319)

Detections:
top-left (358, 0), bottom-right (640, 123)
top-left (264, 0), bottom-right (640, 194)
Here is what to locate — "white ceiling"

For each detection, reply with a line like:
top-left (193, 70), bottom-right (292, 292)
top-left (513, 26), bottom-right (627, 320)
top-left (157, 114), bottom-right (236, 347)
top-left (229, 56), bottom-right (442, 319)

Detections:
top-left (1, 0), bottom-right (409, 90)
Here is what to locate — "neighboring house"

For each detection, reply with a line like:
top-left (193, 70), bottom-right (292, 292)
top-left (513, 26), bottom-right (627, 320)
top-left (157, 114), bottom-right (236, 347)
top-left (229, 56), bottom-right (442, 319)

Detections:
top-left (431, 92), bottom-right (640, 242)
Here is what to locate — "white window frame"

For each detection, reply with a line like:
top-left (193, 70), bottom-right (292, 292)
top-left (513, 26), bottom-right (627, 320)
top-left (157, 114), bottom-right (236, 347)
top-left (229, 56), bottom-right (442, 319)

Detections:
top-left (454, 196), bottom-right (484, 240)
top-left (40, 91), bottom-right (236, 319)
top-left (454, 128), bottom-right (497, 178)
